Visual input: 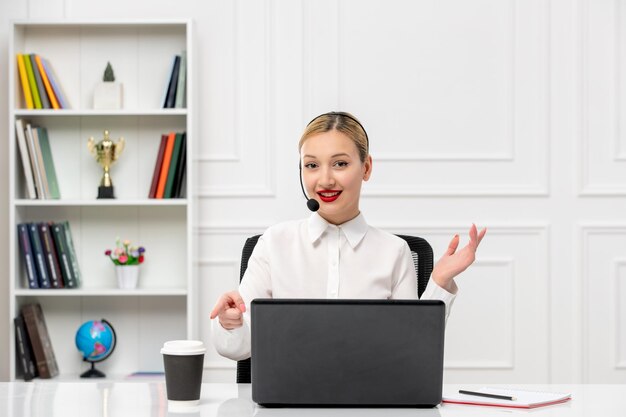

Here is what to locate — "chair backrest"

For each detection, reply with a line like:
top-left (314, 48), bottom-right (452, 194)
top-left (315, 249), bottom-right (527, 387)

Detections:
top-left (235, 233), bottom-right (434, 383)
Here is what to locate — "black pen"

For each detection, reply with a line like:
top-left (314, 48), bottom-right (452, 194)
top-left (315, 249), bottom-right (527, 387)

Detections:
top-left (459, 390), bottom-right (516, 401)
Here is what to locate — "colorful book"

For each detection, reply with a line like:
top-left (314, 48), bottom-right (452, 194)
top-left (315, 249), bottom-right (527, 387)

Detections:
top-left (18, 224), bottom-right (39, 289)
top-left (30, 54), bottom-right (51, 109)
top-left (34, 55), bottom-right (60, 109)
top-left (51, 223), bottom-right (77, 288)
top-left (175, 51), bottom-right (187, 108)
top-left (15, 119), bottom-right (37, 199)
top-left (14, 315), bottom-right (37, 381)
top-left (37, 128), bottom-right (60, 199)
top-left (41, 58), bottom-right (68, 109)
top-left (172, 133), bottom-right (187, 198)
top-left (164, 55), bottom-right (180, 108)
top-left (156, 132), bottom-right (176, 198)
top-left (61, 221), bottom-right (81, 288)
top-left (25, 123), bottom-right (45, 199)
top-left (149, 134), bottom-right (168, 198)
top-left (21, 303), bottom-right (59, 378)
top-left (23, 53), bottom-right (42, 109)
top-left (164, 133), bottom-right (183, 198)
top-left (16, 54), bottom-right (34, 109)
top-left (38, 223), bottom-right (63, 289)
top-left (28, 223), bottom-right (51, 288)
top-left (31, 127), bottom-right (50, 198)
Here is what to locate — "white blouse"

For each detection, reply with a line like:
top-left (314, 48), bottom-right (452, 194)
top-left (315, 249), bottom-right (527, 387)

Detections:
top-left (212, 212), bottom-right (456, 361)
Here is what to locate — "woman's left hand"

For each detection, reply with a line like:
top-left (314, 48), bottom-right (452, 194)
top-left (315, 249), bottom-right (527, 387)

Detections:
top-left (431, 224), bottom-right (487, 293)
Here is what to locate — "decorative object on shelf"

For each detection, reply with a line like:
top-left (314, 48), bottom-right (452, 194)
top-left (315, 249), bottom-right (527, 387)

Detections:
top-left (94, 61), bottom-right (123, 109)
top-left (105, 238), bottom-right (146, 289)
top-left (75, 319), bottom-right (116, 378)
top-left (115, 264), bottom-right (140, 289)
top-left (87, 130), bottom-right (125, 199)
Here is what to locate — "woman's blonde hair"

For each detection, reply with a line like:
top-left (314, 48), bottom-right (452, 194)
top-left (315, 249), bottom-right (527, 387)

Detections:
top-left (298, 112), bottom-right (369, 163)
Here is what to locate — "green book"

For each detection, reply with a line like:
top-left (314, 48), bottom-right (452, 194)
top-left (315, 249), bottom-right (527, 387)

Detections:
top-left (23, 54), bottom-right (42, 109)
top-left (61, 221), bottom-right (81, 288)
top-left (51, 222), bottom-right (76, 288)
top-left (164, 133), bottom-right (183, 198)
top-left (175, 51), bottom-right (186, 108)
top-left (37, 128), bottom-right (60, 199)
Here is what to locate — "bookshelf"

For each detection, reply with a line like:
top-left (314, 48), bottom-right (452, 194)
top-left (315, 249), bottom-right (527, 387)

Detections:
top-left (8, 20), bottom-right (195, 380)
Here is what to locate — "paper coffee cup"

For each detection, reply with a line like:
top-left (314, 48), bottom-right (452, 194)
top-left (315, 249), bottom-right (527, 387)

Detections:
top-left (161, 340), bottom-right (206, 408)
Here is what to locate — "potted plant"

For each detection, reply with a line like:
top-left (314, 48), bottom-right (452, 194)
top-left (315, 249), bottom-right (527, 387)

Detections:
top-left (94, 62), bottom-right (123, 109)
top-left (105, 238), bottom-right (146, 289)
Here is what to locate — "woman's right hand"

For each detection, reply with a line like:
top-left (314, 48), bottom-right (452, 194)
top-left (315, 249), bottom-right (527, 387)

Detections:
top-left (210, 291), bottom-right (247, 330)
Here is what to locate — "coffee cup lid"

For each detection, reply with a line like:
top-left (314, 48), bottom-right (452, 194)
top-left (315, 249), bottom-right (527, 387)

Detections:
top-left (161, 340), bottom-right (206, 355)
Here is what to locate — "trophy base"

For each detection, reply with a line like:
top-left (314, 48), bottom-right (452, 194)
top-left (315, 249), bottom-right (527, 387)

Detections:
top-left (98, 186), bottom-right (115, 199)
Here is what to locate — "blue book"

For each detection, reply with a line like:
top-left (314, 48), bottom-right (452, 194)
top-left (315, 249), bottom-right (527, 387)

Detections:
top-left (28, 223), bottom-right (51, 288)
top-left (17, 224), bottom-right (39, 288)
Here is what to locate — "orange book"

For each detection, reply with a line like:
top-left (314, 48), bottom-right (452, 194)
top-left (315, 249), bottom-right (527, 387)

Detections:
top-left (156, 132), bottom-right (176, 198)
top-left (34, 55), bottom-right (60, 109)
top-left (16, 54), bottom-right (34, 109)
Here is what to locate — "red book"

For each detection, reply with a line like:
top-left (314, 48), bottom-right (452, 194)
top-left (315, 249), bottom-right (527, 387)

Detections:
top-left (38, 222), bottom-right (64, 288)
top-left (149, 134), bottom-right (168, 198)
top-left (156, 132), bottom-right (176, 199)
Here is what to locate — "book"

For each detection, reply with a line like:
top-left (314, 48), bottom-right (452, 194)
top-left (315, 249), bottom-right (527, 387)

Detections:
top-left (23, 53), bottom-right (42, 109)
top-left (16, 54), bottom-right (34, 109)
top-left (28, 223), bottom-right (51, 289)
top-left (171, 133), bottom-right (187, 198)
top-left (164, 133), bottom-right (183, 198)
top-left (174, 50), bottom-right (186, 108)
top-left (156, 132), bottom-right (176, 198)
top-left (163, 55), bottom-right (180, 108)
top-left (41, 58), bottom-right (68, 109)
top-left (50, 222), bottom-right (77, 288)
top-left (15, 119), bottom-right (37, 199)
top-left (443, 387), bottom-right (572, 409)
top-left (61, 221), bottom-right (81, 288)
top-left (30, 54), bottom-right (51, 109)
top-left (149, 134), bottom-right (168, 198)
top-left (21, 303), bottom-right (59, 378)
top-left (37, 128), bottom-right (61, 199)
top-left (34, 54), bottom-right (60, 109)
top-left (14, 315), bottom-right (37, 381)
top-left (38, 223), bottom-right (64, 289)
top-left (25, 123), bottom-right (45, 199)
top-left (17, 224), bottom-right (39, 289)
top-left (31, 127), bottom-right (51, 199)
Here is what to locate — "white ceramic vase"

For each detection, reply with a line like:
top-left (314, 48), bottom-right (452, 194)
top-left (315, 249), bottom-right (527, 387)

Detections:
top-left (116, 265), bottom-right (139, 289)
top-left (94, 82), bottom-right (123, 109)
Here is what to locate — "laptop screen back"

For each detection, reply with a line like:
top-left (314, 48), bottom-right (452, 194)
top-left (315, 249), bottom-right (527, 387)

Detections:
top-left (251, 299), bottom-right (445, 407)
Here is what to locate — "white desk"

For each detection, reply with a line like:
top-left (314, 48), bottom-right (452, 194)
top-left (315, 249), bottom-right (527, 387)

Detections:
top-left (0, 382), bottom-right (624, 417)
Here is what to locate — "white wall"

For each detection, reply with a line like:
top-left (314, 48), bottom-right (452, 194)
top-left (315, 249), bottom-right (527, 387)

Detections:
top-left (2, 0), bottom-right (626, 384)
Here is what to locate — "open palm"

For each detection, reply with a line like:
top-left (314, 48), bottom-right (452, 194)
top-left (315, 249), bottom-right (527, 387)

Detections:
top-left (431, 224), bottom-right (487, 292)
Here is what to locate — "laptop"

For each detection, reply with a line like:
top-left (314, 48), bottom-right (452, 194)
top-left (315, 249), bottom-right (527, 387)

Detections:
top-left (251, 299), bottom-right (445, 407)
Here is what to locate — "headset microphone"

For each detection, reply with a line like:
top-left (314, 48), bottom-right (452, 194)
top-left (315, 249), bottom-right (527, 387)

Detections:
top-left (299, 163), bottom-right (319, 212)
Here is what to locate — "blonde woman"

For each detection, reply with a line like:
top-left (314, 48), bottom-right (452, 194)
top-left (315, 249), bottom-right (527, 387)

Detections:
top-left (211, 112), bottom-right (486, 361)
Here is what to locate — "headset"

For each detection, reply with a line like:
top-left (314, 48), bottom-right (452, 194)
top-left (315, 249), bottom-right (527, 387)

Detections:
top-left (299, 112), bottom-right (369, 212)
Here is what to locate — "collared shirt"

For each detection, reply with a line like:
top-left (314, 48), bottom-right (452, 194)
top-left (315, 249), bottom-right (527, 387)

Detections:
top-left (212, 212), bottom-right (456, 361)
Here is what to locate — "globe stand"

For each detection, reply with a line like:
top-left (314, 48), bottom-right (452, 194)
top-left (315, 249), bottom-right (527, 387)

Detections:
top-left (80, 360), bottom-right (106, 378)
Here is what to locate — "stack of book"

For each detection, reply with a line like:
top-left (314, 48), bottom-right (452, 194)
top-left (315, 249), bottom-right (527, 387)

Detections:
top-left (16, 53), bottom-right (69, 110)
top-left (17, 221), bottom-right (81, 289)
top-left (149, 132), bottom-right (186, 198)
top-left (162, 51), bottom-right (187, 109)
top-left (15, 119), bottom-right (60, 200)
top-left (14, 303), bottom-right (59, 380)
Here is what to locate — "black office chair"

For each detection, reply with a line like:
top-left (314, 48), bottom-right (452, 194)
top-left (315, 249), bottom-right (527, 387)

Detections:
top-left (235, 233), bottom-right (434, 383)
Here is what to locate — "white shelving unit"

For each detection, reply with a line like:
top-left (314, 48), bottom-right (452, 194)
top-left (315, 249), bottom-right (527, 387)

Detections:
top-left (8, 20), bottom-right (195, 380)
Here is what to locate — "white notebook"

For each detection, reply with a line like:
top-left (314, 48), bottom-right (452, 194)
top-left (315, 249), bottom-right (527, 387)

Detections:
top-left (443, 387), bottom-right (572, 409)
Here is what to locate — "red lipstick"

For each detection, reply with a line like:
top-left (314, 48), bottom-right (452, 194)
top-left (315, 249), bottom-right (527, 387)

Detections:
top-left (317, 190), bottom-right (342, 203)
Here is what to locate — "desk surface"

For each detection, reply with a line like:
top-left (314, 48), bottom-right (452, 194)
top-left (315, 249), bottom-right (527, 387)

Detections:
top-left (1, 382), bottom-right (624, 417)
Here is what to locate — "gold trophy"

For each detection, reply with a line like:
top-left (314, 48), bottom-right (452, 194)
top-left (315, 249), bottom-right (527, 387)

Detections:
top-left (87, 130), bottom-right (125, 199)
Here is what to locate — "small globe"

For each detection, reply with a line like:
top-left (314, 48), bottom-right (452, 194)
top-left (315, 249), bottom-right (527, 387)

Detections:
top-left (75, 319), bottom-right (116, 378)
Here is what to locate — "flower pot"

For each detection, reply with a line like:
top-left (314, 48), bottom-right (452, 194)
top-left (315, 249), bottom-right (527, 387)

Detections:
top-left (116, 265), bottom-right (139, 289)
top-left (94, 82), bottom-right (123, 109)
